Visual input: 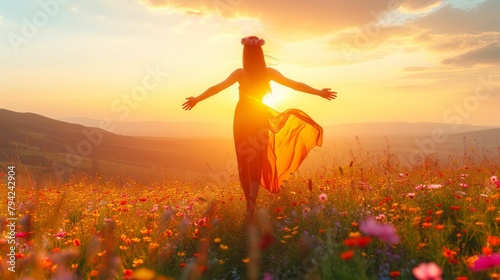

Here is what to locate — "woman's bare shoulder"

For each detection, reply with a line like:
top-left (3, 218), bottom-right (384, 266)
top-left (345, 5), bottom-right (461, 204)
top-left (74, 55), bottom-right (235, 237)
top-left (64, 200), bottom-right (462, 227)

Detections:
top-left (266, 67), bottom-right (282, 79)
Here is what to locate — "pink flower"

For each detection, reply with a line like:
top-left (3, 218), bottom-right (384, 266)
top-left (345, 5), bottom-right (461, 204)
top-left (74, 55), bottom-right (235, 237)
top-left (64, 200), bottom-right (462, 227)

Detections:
top-left (263, 273), bottom-right (273, 280)
top-left (318, 193), bottom-right (328, 202)
top-left (15, 232), bottom-right (29, 239)
top-left (412, 262), bottom-right (443, 280)
top-left (427, 184), bottom-right (442, 189)
top-left (407, 193), bottom-right (416, 199)
top-left (359, 218), bottom-right (399, 244)
top-left (54, 230), bottom-right (66, 239)
top-left (491, 176), bottom-right (500, 188)
top-left (469, 253), bottom-right (500, 271)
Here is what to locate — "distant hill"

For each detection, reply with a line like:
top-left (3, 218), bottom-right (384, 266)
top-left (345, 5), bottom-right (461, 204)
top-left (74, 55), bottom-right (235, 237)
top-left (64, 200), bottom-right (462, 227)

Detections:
top-left (0, 109), bottom-right (235, 182)
top-left (60, 117), bottom-right (495, 138)
top-left (1, 109), bottom-right (498, 183)
top-left (59, 117), bottom-right (231, 137)
top-left (325, 122), bottom-right (496, 137)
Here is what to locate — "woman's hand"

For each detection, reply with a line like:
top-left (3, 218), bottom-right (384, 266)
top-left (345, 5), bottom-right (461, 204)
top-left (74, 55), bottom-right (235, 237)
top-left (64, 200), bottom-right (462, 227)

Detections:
top-left (318, 88), bottom-right (337, 100)
top-left (182, 97), bottom-right (198, 110)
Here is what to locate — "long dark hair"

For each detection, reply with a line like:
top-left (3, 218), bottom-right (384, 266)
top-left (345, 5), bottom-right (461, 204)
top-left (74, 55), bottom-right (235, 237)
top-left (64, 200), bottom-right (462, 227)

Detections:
top-left (242, 36), bottom-right (271, 94)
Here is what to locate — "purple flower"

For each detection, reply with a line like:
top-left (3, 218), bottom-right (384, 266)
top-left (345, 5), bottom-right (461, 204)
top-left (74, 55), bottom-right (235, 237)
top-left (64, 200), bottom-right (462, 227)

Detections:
top-left (470, 253), bottom-right (500, 271)
top-left (359, 217), bottom-right (399, 244)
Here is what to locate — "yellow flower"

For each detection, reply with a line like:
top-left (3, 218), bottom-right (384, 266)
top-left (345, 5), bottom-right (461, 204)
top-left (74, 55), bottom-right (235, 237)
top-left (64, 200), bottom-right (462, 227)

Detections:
top-left (149, 242), bottom-right (159, 250)
top-left (132, 259), bottom-right (144, 267)
top-left (97, 250), bottom-right (106, 257)
top-left (349, 231), bottom-right (361, 237)
top-left (220, 244), bottom-right (228, 250)
top-left (134, 267), bottom-right (156, 280)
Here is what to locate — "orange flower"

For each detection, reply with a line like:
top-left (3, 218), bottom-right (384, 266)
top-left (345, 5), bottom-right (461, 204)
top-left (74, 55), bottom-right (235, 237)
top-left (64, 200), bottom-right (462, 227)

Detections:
top-left (482, 246), bottom-right (493, 255)
top-left (422, 222), bottom-right (433, 228)
top-left (442, 246), bottom-right (457, 260)
top-left (434, 225), bottom-right (445, 231)
top-left (340, 250), bottom-right (355, 261)
top-left (488, 236), bottom-right (500, 246)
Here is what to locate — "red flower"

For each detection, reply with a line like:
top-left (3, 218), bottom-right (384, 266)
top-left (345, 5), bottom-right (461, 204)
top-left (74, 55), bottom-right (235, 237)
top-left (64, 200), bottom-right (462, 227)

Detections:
top-left (259, 232), bottom-right (274, 250)
top-left (123, 269), bottom-right (133, 277)
top-left (389, 271), bottom-right (401, 278)
top-left (339, 250), bottom-right (355, 261)
top-left (343, 236), bottom-right (371, 248)
top-left (139, 197), bottom-right (147, 202)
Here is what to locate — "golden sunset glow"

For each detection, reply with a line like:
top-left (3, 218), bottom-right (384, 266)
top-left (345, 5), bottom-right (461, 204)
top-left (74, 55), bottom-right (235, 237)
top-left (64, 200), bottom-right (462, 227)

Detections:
top-left (0, 0), bottom-right (499, 126)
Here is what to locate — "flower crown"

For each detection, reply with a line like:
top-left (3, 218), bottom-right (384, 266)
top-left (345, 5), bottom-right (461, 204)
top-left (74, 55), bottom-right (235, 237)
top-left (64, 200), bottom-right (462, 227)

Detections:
top-left (241, 36), bottom-right (265, 47)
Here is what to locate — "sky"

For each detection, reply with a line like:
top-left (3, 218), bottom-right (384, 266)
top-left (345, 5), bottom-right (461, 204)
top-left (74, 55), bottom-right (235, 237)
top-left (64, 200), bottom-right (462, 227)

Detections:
top-left (1, 0), bottom-right (499, 127)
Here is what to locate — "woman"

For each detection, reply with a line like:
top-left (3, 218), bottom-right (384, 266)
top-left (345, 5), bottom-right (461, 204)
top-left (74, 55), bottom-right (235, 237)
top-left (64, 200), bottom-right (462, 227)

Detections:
top-left (183, 36), bottom-right (336, 219)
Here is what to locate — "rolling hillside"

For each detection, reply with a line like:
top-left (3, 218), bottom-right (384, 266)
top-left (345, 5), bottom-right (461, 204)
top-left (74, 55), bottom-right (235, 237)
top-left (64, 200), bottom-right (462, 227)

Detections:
top-left (0, 109), bottom-right (234, 182)
top-left (1, 109), bottom-right (499, 182)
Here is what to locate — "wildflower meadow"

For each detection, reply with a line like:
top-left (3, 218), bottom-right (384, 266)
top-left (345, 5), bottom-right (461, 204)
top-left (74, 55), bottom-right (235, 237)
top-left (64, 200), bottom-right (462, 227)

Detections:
top-left (1, 146), bottom-right (500, 280)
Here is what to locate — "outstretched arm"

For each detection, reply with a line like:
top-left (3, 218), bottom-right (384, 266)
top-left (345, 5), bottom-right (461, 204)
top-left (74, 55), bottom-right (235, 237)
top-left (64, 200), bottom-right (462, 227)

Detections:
top-left (268, 67), bottom-right (337, 100)
top-left (182, 69), bottom-right (241, 110)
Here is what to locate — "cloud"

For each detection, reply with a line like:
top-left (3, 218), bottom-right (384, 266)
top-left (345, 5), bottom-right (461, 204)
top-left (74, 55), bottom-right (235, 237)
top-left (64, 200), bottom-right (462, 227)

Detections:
top-left (442, 42), bottom-right (500, 66)
top-left (139, 0), bottom-right (403, 38)
top-left (399, 0), bottom-right (443, 12)
top-left (413, 0), bottom-right (500, 34)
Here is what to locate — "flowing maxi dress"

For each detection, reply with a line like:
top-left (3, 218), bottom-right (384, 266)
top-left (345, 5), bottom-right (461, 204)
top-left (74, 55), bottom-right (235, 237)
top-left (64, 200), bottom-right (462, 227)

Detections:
top-left (233, 85), bottom-right (323, 193)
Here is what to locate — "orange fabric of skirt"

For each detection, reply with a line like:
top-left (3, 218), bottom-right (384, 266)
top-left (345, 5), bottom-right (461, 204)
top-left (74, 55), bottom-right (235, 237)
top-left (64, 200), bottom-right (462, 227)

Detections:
top-left (234, 97), bottom-right (323, 193)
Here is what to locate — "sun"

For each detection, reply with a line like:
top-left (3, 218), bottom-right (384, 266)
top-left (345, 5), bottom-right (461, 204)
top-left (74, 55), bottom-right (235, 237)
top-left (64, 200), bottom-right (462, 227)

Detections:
top-left (263, 83), bottom-right (289, 108)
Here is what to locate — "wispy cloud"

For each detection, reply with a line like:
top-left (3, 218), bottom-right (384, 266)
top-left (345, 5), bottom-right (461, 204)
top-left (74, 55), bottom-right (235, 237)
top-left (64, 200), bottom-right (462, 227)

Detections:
top-left (138, 0), bottom-right (404, 38)
top-left (399, 0), bottom-right (443, 12)
top-left (442, 42), bottom-right (500, 66)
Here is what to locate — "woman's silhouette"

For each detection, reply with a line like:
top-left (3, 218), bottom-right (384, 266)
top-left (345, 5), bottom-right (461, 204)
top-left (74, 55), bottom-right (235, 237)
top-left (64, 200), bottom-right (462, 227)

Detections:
top-left (183, 36), bottom-right (336, 220)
